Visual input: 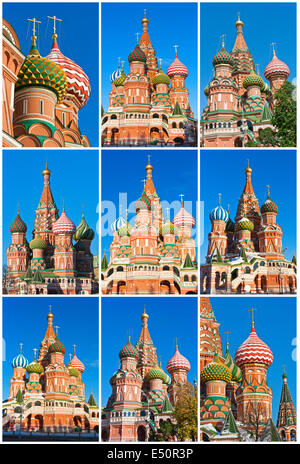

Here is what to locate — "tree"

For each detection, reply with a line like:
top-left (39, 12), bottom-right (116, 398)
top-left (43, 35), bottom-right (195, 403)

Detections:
top-left (246, 128), bottom-right (278, 147)
top-left (149, 419), bottom-right (176, 442)
top-left (272, 81), bottom-right (296, 147)
top-left (16, 389), bottom-right (23, 405)
top-left (244, 401), bottom-right (266, 441)
top-left (173, 383), bottom-right (198, 441)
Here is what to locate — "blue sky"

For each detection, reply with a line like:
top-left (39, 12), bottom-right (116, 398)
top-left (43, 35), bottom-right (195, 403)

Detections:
top-left (208, 296), bottom-right (297, 418)
top-left (3, 297), bottom-right (99, 404)
top-left (101, 149), bottom-right (198, 260)
top-left (3, 2), bottom-right (99, 146)
top-left (3, 150), bottom-right (99, 261)
top-left (102, 2), bottom-right (198, 117)
top-left (200, 150), bottom-right (296, 262)
top-left (200, 2), bottom-right (297, 112)
top-left (101, 296), bottom-right (198, 404)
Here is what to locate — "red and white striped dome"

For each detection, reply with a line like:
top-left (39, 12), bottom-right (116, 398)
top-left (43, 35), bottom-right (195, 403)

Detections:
top-left (173, 205), bottom-right (195, 227)
top-left (167, 55), bottom-right (188, 78)
top-left (235, 325), bottom-right (273, 367)
top-left (71, 353), bottom-right (85, 373)
top-left (264, 53), bottom-right (290, 81)
top-left (46, 38), bottom-right (91, 108)
top-left (53, 208), bottom-right (76, 234)
top-left (167, 347), bottom-right (191, 373)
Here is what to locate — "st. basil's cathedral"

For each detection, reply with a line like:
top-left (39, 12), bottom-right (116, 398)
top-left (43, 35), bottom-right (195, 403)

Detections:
top-left (2, 308), bottom-right (99, 434)
top-left (201, 15), bottom-right (291, 147)
top-left (5, 164), bottom-right (98, 295)
top-left (2, 17), bottom-right (91, 147)
top-left (101, 159), bottom-right (197, 295)
top-left (102, 307), bottom-right (193, 442)
top-left (101, 13), bottom-right (197, 147)
top-left (200, 298), bottom-right (296, 442)
top-left (200, 163), bottom-right (297, 294)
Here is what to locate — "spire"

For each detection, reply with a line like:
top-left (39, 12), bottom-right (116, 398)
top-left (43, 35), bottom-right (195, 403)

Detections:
top-left (45, 305), bottom-right (56, 339)
top-left (276, 371), bottom-right (297, 430)
top-left (27, 17), bottom-right (41, 56)
top-left (39, 162), bottom-right (55, 208)
top-left (140, 9), bottom-right (152, 47)
top-left (138, 306), bottom-right (152, 343)
top-left (248, 307), bottom-right (256, 330)
top-left (233, 13), bottom-right (248, 50)
top-left (47, 15), bottom-right (62, 42)
top-left (144, 156), bottom-right (157, 196)
top-left (243, 160), bottom-right (254, 195)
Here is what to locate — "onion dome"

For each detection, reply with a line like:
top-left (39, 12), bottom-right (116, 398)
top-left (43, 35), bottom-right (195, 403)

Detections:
top-left (261, 81), bottom-right (270, 93)
top-left (204, 85), bottom-right (209, 96)
top-left (161, 220), bottom-right (178, 236)
top-left (243, 70), bottom-right (264, 90)
top-left (49, 337), bottom-right (66, 355)
top-left (26, 359), bottom-right (44, 375)
top-left (173, 205), bottom-right (195, 227)
top-left (209, 204), bottom-right (229, 223)
top-left (167, 346), bottom-right (191, 373)
top-left (29, 234), bottom-right (47, 250)
top-left (69, 366), bottom-right (80, 377)
top-left (146, 365), bottom-right (167, 382)
top-left (128, 44), bottom-right (147, 63)
top-left (235, 324), bottom-right (273, 367)
top-left (167, 55), bottom-right (188, 78)
top-left (73, 213), bottom-right (95, 241)
top-left (119, 339), bottom-right (138, 360)
top-left (224, 347), bottom-right (242, 383)
top-left (110, 66), bottom-right (122, 83)
top-left (111, 215), bottom-right (126, 233)
top-left (235, 216), bottom-right (254, 231)
top-left (260, 194), bottom-right (279, 215)
top-left (164, 374), bottom-right (172, 385)
top-left (12, 350), bottom-right (28, 369)
top-left (152, 69), bottom-right (170, 86)
top-left (46, 37), bottom-right (91, 108)
top-left (136, 189), bottom-right (151, 212)
top-left (71, 353), bottom-right (85, 373)
top-left (53, 207), bottom-right (76, 234)
top-left (212, 47), bottom-right (233, 67)
top-left (114, 71), bottom-right (127, 87)
top-left (109, 372), bottom-right (118, 386)
top-left (16, 38), bottom-right (67, 103)
top-left (10, 212), bottom-right (27, 233)
top-left (201, 354), bottom-right (232, 383)
top-left (226, 216), bottom-right (235, 233)
top-left (264, 52), bottom-right (290, 81)
top-left (118, 219), bottom-right (132, 237)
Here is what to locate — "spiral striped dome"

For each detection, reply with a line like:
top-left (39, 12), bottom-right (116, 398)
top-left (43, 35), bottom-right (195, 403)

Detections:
top-left (264, 53), bottom-right (290, 81)
top-left (224, 348), bottom-right (242, 383)
top-left (167, 55), bottom-right (188, 78)
top-left (164, 373), bottom-right (172, 385)
top-left (26, 359), bottom-right (44, 374)
top-left (111, 215), bottom-right (126, 233)
top-left (73, 214), bottom-right (95, 241)
top-left (53, 208), bottom-right (76, 234)
top-left (49, 338), bottom-right (66, 355)
top-left (201, 355), bottom-right (232, 383)
top-left (110, 67), bottom-right (122, 83)
top-left (10, 213), bottom-right (27, 234)
top-left (29, 235), bottom-right (47, 250)
top-left (235, 325), bottom-right (273, 367)
top-left (261, 195), bottom-right (279, 215)
top-left (173, 205), bottom-right (195, 227)
top-left (128, 44), bottom-right (147, 63)
top-left (119, 339), bottom-right (138, 359)
top-left (71, 353), bottom-right (85, 373)
top-left (167, 347), bottom-right (190, 373)
top-left (235, 217), bottom-right (254, 231)
top-left (209, 205), bottom-right (229, 223)
top-left (212, 47), bottom-right (232, 67)
top-left (12, 352), bottom-right (28, 369)
top-left (136, 190), bottom-right (151, 212)
top-left (46, 38), bottom-right (91, 108)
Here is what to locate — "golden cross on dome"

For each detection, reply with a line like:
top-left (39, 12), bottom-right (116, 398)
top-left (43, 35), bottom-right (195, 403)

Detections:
top-left (33, 348), bottom-right (38, 359)
top-left (17, 201), bottom-right (20, 214)
top-left (266, 184), bottom-right (271, 196)
top-left (135, 32), bottom-right (140, 44)
top-left (118, 56), bottom-right (121, 67)
top-left (173, 45), bottom-right (179, 56)
top-left (248, 308), bottom-right (256, 327)
top-left (237, 12), bottom-right (241, 21)
top-left (128, 328), bottom-right (132, 341)
top-left (256, 63), bottom-right (260, 75)
top-left (47, 15), bottom-right (62, 36)
top-left (225, 330), bottom-right (231, 344)
top-left (179, 194), bottom-right (184, 205)
top-left (271, 42), bottom-right (277, 55)
top-left (158, 58), bottom-right (163, 69)
top-left (19, 342), bottom-right (24, 353)
top-left (48, 304), bottom-right (52, 314)
top-left (121, 60), bottom-right (125, 70)
top-left (166, 207), bottom-right (170, 219)
top-left (174, 337), bottom-right (179, 349)
top-left (227, 203), bottom-right (230, 213)
top-left (54, 325), bottom-right (60, 336)
top-left (218, 193), bottom-right (222, 204)
top-left (73, 344), bottom-right (77, 354)
top-left (69, 353), bottom-right (72, 361)
top-left (220, 34), bottom-right (226, 48)
top-left (148, 154), bottom-right (151, 164)
top-left (27, 17), bottom-right (41, 37)
top-left (144, 8), bottom-right (147, 17)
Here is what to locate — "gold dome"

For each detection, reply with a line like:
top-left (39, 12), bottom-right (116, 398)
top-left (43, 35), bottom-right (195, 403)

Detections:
top-left (42, 162), bottom-right (51, 176)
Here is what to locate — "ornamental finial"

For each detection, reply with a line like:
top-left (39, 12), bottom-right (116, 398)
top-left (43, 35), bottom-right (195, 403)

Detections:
top-left (218, 193), bottom-right (222, 205)
top-left (220, 34), bottom-right (226, 48)
top-left (224, 330), bottom-right (231, 350)
top-left (266, 184), bottom-right (271, 197)
top-left (248, 308), bottom-right (257, 328)
top-left (33, 348), bottom-right (38, 360)
top-left (19, 342), bottom-right (24, 353)
top-left (271, 42), bottom-right (277, 56)
top-left (179, 194), bottom-right (184, 205)
top-left (173, 44), bottom-right (179, 56)
top-left (47, 15), bottom-right (62, 40)
top-left (135, 32), bottom-right (140, 44)
top-left (73, 344), bottom-right (77, 354)
top-left (27, 17), bottom-right (41, 45)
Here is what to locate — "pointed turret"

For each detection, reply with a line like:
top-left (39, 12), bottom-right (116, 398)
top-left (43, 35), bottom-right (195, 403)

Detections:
top-left (276, 371), bottom-right (297, 441)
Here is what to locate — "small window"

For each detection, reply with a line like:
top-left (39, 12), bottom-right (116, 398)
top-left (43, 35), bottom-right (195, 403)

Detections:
top-left (40, 100), bottom-right (44, 115)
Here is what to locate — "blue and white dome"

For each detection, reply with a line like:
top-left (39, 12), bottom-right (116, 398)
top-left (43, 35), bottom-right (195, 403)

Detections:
top-left (111, 215), bottom-right (126, 232)
top-left (110, 67), bottom-right (122, 84)
top-left (12, 352), bottom-right (28, 369)
top-left (209, 205), bottom-right (229, 223)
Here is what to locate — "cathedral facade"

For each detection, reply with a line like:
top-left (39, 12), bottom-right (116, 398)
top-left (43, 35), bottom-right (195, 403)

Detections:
top-left (200, 298), bottom-right (296, 442)
top-left (101, 160), bottom-right (197, 295)
top-left (101, 13), bottom-right (197, 147)
top-left (5, 164), bottom-right (98, 295)
top-left (3, 308), bottom-right (99, 434)
top-left (200, 164), bottom-right (296, 294)
top-left (201, 16), bottom-right (290, 147)
top-left (3, 18), bottom-right (91, 148)
top-left (102, 308), bottom-right (192, 442)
